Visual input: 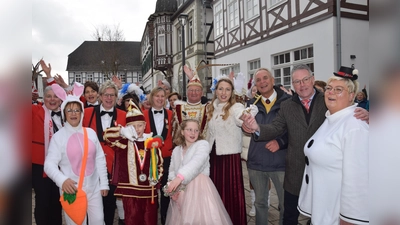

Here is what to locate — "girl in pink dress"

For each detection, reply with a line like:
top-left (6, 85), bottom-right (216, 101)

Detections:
top-left (165, 119), bottom-right (232, 225)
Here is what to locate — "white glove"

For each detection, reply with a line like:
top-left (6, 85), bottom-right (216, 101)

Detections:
top-left (243, 105), bottom-right (259, 117)
top-left (120, 125), bottom-right (138, 142)
top-left (233, 72), bottom-right (246, 93)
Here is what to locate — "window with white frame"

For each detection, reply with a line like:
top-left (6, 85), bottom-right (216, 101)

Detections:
top-left (246, 0), bottom-right (259, 20)
top-left (214, 2), bottom-right (223, 36)
top-left (119, 73), bottom-right (126, 83)
top-left (272, 46), bottom-right (314, 90)
top-left (75, 74), bottom-right (81, 83)
top-left (177, 27), bottom-right (182, 51)
top-left (228, 0), bottom-right (239, 29)
top-left (158, 28), bottom-right (165, 55)
top-left (221, 64), bottom-right (240, 76)
top-left (248, 59), bottom-right (261, 80)
top-left (87, 74), bottom-right (93, 81)
top-left (188, 20), bottom-right (193, 45)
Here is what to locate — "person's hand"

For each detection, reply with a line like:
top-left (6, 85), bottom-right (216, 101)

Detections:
top-left (157, 80), bottom-right (163, 87)
top-left (62, 178), bottom-right (77, 194)
top-left (339, 219), bottom-right (354, 225)
top-left (120, 125), bottom-right (138, 141)
top-left (265, 140), bottom-right (279, 152)
top-left (32, 92), bottom-right (39, 101)
top-left (39, 59), bottom-right (52, 78)
top-left (183, 65), bottom-right (194, 80)
top-left (363, 84), bottom-right (366, 89)
top-left (280, 86), bottom-right (293, 95)
top-left (242, 114), bottom-right (259, 133)
top-left (171, 192), bottom-right (180, 201)
top-left (354, 107), bottom-right (369, 124)
top-left (112, 75), bottom-right (122, 89)
top-left (101, 190), bottom-right (109, 197)
top-left (54, 74), bottom-right (69, 88)
top-left (167, 177), bottom-right (182, 193)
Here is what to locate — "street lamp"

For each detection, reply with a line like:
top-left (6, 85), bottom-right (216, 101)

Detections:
top-left (179, 13), bottom-right (188, 98)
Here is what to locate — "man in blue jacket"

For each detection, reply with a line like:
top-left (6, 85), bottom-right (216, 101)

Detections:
top-left (246, 68), bottom-right (291, 225)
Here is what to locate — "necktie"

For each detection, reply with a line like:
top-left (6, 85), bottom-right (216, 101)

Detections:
top-left (301, 99), bottom-right (310, 113)
top-left (100, 111), bottom-right (113, 117)
top-left (265, 99), bottom-right (271, 104)
top-left (51, 111), bottom-right (61, 117)
top-left (154, 110), bottom-right (163, 114)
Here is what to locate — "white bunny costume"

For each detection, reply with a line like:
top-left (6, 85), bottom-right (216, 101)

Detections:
top-left (44, 82), bottom-right (109, 225)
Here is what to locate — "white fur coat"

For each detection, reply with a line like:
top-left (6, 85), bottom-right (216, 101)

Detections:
top-left (206, 100), bottom-right (244, 155)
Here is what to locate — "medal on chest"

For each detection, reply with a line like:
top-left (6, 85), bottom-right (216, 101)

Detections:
top-left (135, 147), bottom-right (147, 182)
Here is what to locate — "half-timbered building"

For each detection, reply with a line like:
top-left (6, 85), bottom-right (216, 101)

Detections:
top-left (210, 0), bottom-right (369, 90)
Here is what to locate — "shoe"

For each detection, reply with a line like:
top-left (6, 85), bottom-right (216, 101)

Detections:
top-left (249, 189), bottom-right (256, 216)
top-left (249, 205), bottom-right (256, 216)
top-left (118, 219), bottom-right (125, 225)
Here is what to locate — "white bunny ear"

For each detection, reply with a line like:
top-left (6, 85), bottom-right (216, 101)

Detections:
top-left (72, 82), bottom-right (84, 97)
top-left (51, 84), bottom-right (67, 101)
top-left (234, 72), bottom-right (246, 92)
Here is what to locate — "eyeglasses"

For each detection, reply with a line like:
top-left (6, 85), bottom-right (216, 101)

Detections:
top-left (292, 75), bottom-right (313, 86)
top-left (66, 109), bottom-right (81, 114)
top-left (184, 128), bottom-right (200, 133)
top-left (188, 89), bottom-right (202, 93)
top-left (324, 86), bottom-right (348, 94)
top-left (102, 93), bottom-right (116, 98)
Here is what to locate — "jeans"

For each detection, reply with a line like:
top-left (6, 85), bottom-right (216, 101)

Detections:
top-left (248, 169), bottom-right (285, 225)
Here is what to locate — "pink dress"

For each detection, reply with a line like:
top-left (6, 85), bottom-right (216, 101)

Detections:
top-left (165, 140), bottom-right (232, 225)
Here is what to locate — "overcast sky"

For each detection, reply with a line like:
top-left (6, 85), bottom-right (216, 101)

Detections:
top-left (32, 0), bottom-right (158, 81)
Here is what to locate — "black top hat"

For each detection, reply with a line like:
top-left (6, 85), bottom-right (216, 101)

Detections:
top-left (333, 66), bottom-right (358, 81)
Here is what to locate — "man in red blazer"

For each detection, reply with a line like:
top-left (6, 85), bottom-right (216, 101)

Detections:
top-left (142, 87), bottom-right (173, 225)
top-left (83, 80), bottom-right (126, 225)
top-left (32, 85), bottom-right (63, 225)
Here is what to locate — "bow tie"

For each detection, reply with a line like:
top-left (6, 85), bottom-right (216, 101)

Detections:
top-left (153, 110), bottom-right (163, 114)
top-left (51, 111), bottom-right (61, 117)
top-left (100, 111), bottom-right (113, 117)
top-left (86, 104), bottom-right (94, 108)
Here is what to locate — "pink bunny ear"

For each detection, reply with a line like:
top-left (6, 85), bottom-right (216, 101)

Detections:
top-left (183, 65), bottom-right (194, 80)
top-left (73, 82), bottom-right (84, 97)
top-left (51, 84), bottom-right (67, 101)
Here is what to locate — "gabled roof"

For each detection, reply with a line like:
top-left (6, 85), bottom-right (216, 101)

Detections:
top-left (154, 0), bottom-right (177, 14)
top-left (67, 41), bottom-right (141, 71)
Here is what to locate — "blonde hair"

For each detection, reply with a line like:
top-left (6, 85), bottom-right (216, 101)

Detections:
top-left (173, 119), bottom-right (204, 146)
top-left (99, 80), bottom-right (119, 96)
top-left (326, 76), bottom-right (359, 94)
top-left (206, 79), bottom-right (236, 121)
top-left (148, 87), bottom-right (166, 106)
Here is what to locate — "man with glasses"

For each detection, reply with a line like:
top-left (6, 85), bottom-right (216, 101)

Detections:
top-left (83, 80), bottom-right (127, 225)
top-left (174, 73), bottom-right (209, 133)
top-left (242, 64), bottom-right (369, 225)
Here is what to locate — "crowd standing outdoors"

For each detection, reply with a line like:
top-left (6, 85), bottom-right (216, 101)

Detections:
top-left (32, 59), bottom-right (370, 225)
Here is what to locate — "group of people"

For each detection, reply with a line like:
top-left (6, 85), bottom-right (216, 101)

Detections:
top-left (32, 58), bottom-right (369, 225)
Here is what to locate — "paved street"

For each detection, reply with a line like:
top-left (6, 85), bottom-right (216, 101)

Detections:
top-left (32, 161), bottom-right (309, 225)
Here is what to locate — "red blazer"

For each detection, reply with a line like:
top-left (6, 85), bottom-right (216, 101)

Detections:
top-left (143, 109), bottom-right (174, 158)
top-left (83, 106), bottom-right (126, 174)
top-left (32, 105), bottom-right (46, 165)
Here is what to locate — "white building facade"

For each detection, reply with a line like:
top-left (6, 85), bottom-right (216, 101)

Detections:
top-left (210, 0), bottom-right (369, 91)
